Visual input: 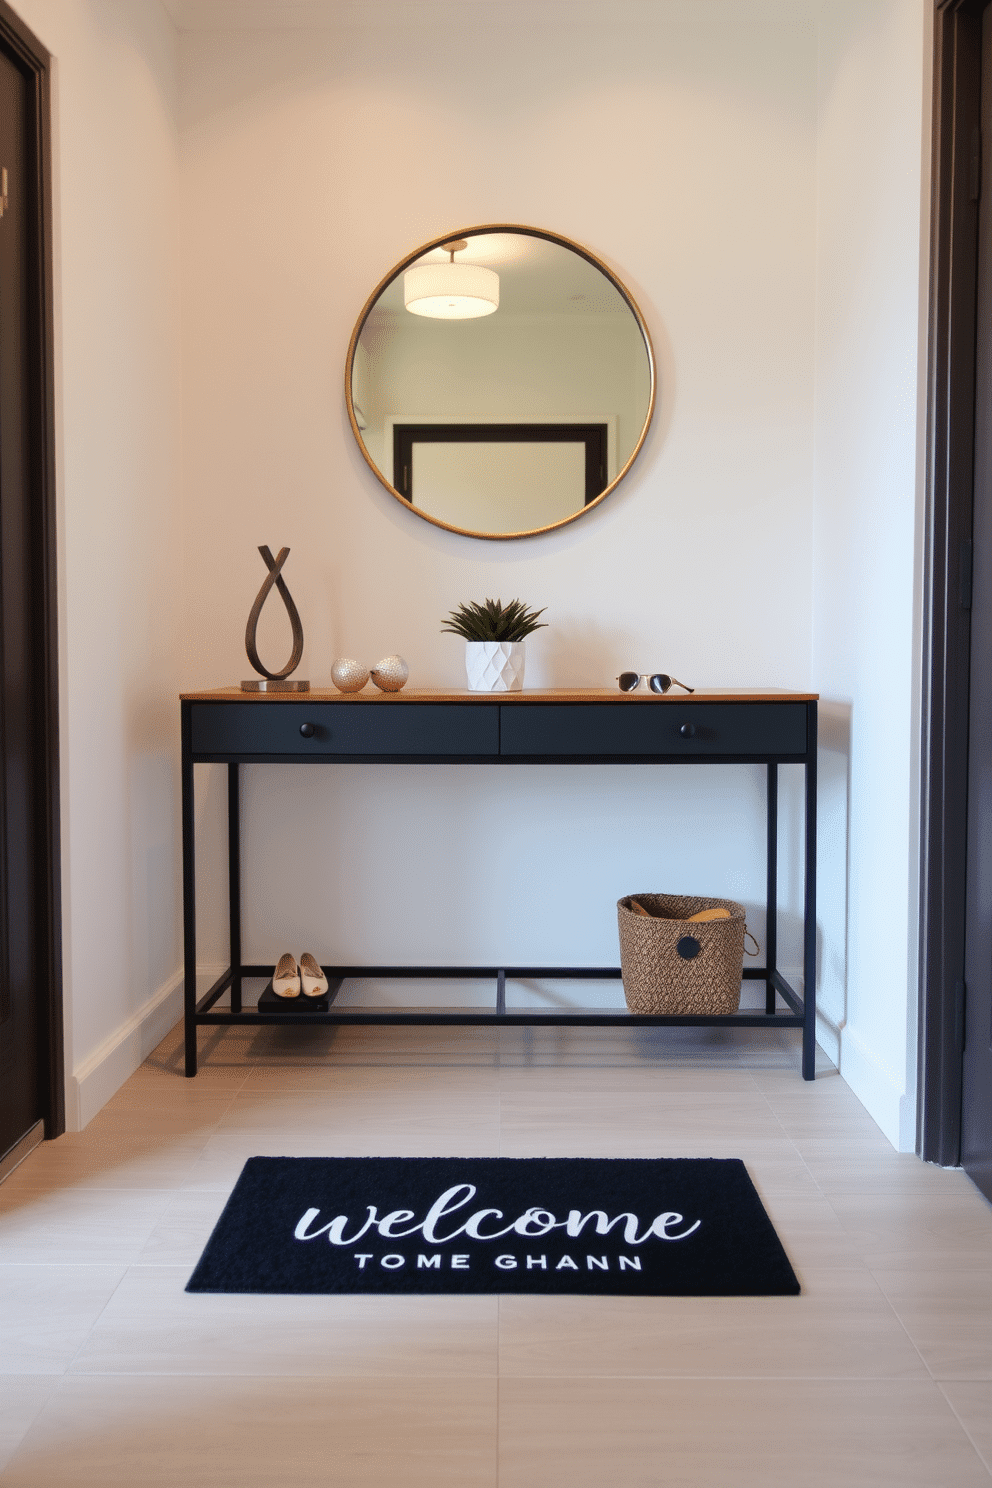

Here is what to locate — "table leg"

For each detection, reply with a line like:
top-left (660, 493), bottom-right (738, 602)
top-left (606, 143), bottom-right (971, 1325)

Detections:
top-left (802, 704), bottom-right (818, 1080)
top-left (228, 763), bottom-right (242, 1015)
top-left (182, 706), bottom-right (197, 1078)
top-left (766, 763), bottom-right (778, 1015)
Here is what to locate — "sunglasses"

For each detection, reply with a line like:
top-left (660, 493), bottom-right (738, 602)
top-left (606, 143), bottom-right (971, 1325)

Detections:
top-left (617, 673), bottom-right (695, 694)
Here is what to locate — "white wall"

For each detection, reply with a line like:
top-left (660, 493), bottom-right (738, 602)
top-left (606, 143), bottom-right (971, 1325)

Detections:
top-left (10, 0), bottom-right (184, 1127)
top-left (178, 2), bottom-right (821, 1011)
top-left (813, 0), bottom-right (930, 1147)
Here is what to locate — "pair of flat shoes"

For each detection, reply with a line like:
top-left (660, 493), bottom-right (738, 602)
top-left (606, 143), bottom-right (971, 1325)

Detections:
top-left (272, 952), bottom-right (329, 999)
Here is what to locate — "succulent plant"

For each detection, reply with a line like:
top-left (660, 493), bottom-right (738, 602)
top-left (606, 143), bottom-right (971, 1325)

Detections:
top-left (441, 597), bottom-right (548, 643)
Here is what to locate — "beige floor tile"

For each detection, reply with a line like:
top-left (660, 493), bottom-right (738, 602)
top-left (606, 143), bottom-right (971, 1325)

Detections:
top-left (757, 1079), bottom-right (879, 1117)
top-left (748, 1065), bottom-right (845, 1091)
top-left (215, 1024), bottom-right (506, 1068)
top-left (334, 1025), bottom-right (506, 1053)
top-left (706, 1034), bottom-right (835, 1075)
top-left (502, 1031), bottom-right (754, 1068)
top-left (791, 1141), bottom-right (964, 1195)
top-left (757, 1192), bottom-right (864, 1268)
top-left (172, 1032), bottom-right (344, 1077)
top-left (496, 1063), bottom-right (759, 1094)
top-left (497, 1378), bottom-right (990, 1487)
top-left (497, 1268), bottom-right (928, 1380)
top-left (69, 1265), bottom-right (499, 1377)
top-left (488, 1024), bottom-right (745, 1064)
top-left (941, 1382), bottom-right (992, 1473)
top-left (180, 1129), bottom-right (500, 1191)
top-left (82, 1102), bottom-right (235, 1140)
top-left (0, 1135), bottom-right (207, 1193)
top-left (235, 1038), bottom-right (507, 1073)
top-left (499, 1114), bottom-right (821, 1189)
top-left (872, 1268), bottom-right (992, 1379)
top-left (827, 1188), bottom-right (992, 1268)
top-left (141, 1026), bottom-right (261, 1081)
top-left (498, 1090), bottom-right (787, 1155)
top-left (134, 1190), bottom-right (232, 1266)
top-left (767, 1104), bottom-right (895, 1144)
top-left (177, 1135), bottom-right (374, 1192)
top-left (720, 1143), bottom-right (825, 1198)
top-left (137, 1060), bottom-right (252, 1088)
top-left (0, 1266), bottom-right (125, 1374)
top-left (1, 1374), bottom-right (497, 1486)
top-left (214, 1088), bottom-right (501, 1138)
top-left (126, 1054), bottom-right (250, 1087)
top-left (99, 1069), bottom-right (249, 1106)
top-left (0, 1188), bottom-right (173, 1265)
top-left (240, 1061), bottom-right (502, 1093)
top-left (0, 1380), bottom-right (56, 1474)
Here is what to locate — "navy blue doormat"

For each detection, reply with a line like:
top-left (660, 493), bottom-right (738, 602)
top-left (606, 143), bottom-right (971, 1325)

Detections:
top-left (186, 1157), bottom-right (799, 1296)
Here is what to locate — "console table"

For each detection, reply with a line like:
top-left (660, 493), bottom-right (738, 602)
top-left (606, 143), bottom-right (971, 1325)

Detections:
top-left (181, 688), bottom-right (818, 1078)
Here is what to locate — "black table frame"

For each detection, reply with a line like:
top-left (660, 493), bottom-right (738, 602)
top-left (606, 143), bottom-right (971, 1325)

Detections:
top-left (181, 697), bottom-right (818, 1079)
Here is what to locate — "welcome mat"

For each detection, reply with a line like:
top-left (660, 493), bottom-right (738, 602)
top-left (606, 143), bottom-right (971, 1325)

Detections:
top-left (186, 1157), bottom-right (799, 1296)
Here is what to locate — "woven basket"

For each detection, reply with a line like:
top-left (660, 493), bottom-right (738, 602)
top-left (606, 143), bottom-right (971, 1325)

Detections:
top-left (617, 893), bottom-right (747, 1015)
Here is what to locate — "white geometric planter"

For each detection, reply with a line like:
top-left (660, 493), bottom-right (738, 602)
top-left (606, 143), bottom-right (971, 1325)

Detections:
top-left (465, 640), bottom-right (526, 692)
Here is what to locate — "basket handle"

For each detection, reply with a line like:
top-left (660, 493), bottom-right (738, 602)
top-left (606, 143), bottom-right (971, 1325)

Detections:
top-left (744, 928), bottom-right (760, 957)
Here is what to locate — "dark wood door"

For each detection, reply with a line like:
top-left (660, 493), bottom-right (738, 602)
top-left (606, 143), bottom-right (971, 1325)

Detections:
top-left (962, 7), bottom-right (992, 1204)
top-left (0, 15), bottom-right (61, 1157)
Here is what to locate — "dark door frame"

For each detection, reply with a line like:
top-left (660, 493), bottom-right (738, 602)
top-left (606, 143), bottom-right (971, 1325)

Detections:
top-left (0, 0), bottom-right (63, 1139)
top-left (918, 0), bottom-right (989, 1164)
top-left (392, 423), bottom-right (610, 509)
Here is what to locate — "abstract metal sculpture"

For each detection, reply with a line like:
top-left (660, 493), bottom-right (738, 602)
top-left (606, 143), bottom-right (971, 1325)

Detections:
top-left (241, 545), bottom-right (310, 692)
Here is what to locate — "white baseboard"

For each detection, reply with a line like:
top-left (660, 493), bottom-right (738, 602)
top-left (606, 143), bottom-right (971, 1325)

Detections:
top-left (68, 966), bottom-right (193, 1129)
top-left (815, 1011), bottom-right (841, 1069)
top-left (838, 1024), bottom-right (910, 1150)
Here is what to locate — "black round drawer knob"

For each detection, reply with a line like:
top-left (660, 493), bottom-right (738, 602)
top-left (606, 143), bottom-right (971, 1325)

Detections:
top-left (299, 722), bottom-right (316, 739)
top-left (679, 723), bottom-right (696, 738)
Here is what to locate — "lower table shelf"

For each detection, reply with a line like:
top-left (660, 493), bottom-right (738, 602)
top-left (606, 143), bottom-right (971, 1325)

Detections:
top-left (192, 963), bottom-right (808, 1030)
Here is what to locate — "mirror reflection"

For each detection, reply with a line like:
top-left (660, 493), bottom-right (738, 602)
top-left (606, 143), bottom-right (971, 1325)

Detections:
top-left (347, 228), bottom-right (655, 539)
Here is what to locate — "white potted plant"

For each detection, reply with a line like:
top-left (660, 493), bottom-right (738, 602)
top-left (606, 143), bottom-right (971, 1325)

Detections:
top-left (441, 597), bottom-right (547, 692)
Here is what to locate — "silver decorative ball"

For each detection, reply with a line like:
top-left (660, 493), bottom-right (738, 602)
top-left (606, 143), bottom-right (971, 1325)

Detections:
top-left (331, 657), bottom-right (369, 693)
top-left (370, 654), bottom-right (409, 692)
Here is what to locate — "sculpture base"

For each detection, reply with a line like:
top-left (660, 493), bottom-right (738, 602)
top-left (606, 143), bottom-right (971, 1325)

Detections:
top-left (240, 679), bottom-right (310, 693)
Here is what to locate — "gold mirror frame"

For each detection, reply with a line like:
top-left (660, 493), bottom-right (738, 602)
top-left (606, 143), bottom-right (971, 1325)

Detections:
top-left (344, 224), bottom-right (656, 541)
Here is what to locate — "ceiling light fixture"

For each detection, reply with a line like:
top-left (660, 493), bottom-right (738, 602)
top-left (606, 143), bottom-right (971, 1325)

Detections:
top-left (403, 240), bottom-right (499, 320)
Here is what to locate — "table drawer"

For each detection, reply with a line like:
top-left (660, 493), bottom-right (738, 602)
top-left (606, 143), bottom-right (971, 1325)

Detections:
top-left (498, 703), bottom-right (808, 758)
top-left (189, 703), bottom-right (499, 758)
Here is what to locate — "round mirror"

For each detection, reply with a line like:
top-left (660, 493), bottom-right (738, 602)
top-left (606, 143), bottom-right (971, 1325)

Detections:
top-left (345, 225), bottom-right (655, 540)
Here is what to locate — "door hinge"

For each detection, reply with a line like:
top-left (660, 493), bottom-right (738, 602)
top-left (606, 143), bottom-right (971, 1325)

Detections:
top-left (971, 127), bottom-right (982, 202)
top-left (955, 978), bottom-right (966, 1053)
top-left (961, 538), bottom-right (973, 610)
top-left (0, 168), bottom-right (7, 219)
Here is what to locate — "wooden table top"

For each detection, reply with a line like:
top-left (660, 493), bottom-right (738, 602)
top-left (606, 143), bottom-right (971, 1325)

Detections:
top-left (182, 687), bottom-right (819, 705)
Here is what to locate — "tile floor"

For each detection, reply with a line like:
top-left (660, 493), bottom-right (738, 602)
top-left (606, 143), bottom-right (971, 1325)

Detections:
top-left (0, 1015), bottom-right (990, 1485)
